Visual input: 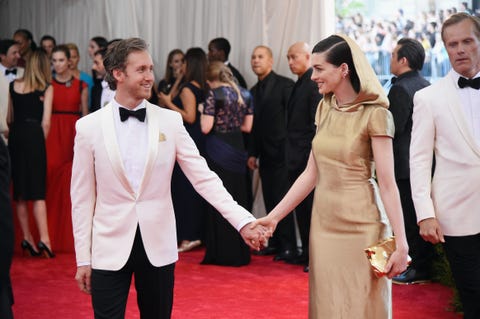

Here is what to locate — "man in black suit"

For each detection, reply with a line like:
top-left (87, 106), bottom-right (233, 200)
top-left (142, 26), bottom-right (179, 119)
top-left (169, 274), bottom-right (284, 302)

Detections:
top-left (248, 45), bottom-right (296, 261)
top-left (285, 42), bottom-right (322, 272)
top-left (388, 38), bottom-right (433, 285)
top-left (208, 37), bottom-right (247, 88)
top-left (0, 137), bottom-right (14, 319)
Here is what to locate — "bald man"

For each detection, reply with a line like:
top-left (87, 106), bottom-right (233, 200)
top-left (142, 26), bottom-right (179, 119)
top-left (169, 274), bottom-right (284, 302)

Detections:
top-left (284, 42), bottom-right (322, 271)
top-left (248, 46), bottom-right (297, 261)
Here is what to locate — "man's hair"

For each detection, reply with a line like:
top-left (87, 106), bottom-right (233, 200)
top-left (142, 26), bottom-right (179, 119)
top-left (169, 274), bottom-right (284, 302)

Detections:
top-left (0, 39), bottom-right (17, 55)
top-left (210, 37), bottom-right (231, 59)
top-left (441, 13), bottom-right (480, 42)
top-left (396, 38), bottom-right (425, 71)
top-left (94, 47), bottom-right (108, 59)
top-left (103, 38), bottom-right (148, 90)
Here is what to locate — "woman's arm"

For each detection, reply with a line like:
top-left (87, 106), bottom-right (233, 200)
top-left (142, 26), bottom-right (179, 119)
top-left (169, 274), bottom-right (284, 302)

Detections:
top-left (158, 86), bottom-right (197, 124)
top-left (240, 114), bottom-right (253, 133)
top-left (372, 136), bottom-right (410, 278)
top-left (200, 114), bottom-right (214, 134)
top-left (80, 85), bottom-right (89, 116)
top-left (251, 152), bottom-right (318, 232)
top-left (42, 86), bottom-right (53, 138)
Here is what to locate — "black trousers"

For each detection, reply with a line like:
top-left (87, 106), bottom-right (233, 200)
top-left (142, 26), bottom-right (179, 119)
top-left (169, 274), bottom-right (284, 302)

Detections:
top-left (289, 167), bottom-right (313, 260)
top-left (260, 164), bottom-right (296, 251)
top-left (91, 227), bottom-right (175, 319)
top-left (443, 233), bottom-right (480, 319)
top-left (397, 179), bottom-right (434, 272)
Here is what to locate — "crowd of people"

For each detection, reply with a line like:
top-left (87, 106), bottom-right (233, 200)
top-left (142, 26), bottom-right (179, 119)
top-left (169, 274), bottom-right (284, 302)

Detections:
top-left (0, 8), bottom-right (479, 319)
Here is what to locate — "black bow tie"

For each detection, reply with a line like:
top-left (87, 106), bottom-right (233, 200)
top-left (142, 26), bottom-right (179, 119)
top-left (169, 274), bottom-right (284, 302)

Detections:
top-left (458, 76), bottom-right (480, 89)
top-left (5, 68), bottom-right (17, 76)
top-left (119, 107), bottom-right (146, 122)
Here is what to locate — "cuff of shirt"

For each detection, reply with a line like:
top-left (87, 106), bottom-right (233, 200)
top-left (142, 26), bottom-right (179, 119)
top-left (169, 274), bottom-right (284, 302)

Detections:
top-left (77, 261), bottom-right (91, 267)
top-left (236, 215), bottom-right (256, 232)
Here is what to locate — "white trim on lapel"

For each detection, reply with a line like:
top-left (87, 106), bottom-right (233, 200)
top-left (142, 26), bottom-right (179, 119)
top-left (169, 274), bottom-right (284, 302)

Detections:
top-left (137, 102), bottom-right (160, 196)
top-left (443, 71), bottom-right (480, 157)
top-left (101, 103), bottom-right (135, 196)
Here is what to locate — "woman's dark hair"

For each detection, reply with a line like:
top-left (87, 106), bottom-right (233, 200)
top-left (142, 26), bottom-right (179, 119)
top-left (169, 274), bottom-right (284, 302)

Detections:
top-left (52, 44), bottom-right (71, 59)
top-left (184, 47), bottom-right (207, 91)
top-left (312, 35), bottom-right (360, 93)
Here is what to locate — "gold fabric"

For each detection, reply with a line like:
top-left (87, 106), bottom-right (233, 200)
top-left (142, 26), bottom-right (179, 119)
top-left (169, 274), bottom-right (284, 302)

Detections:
top-left (308, 34), bottom-right (394, 319)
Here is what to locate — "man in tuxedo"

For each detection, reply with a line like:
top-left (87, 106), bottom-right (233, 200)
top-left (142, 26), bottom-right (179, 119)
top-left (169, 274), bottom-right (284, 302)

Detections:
top-left (0, 137), bottom-right (14, 319)
top-left (0, 39), bottom-right (24, 140)
top-left (208, 37), bottom-right (247, 88)
top-left (90, 48), bottom-right (115, 112)
top-left (247, 45), bottom-right (296, 262)
top-left (410, 13), bottom-right (480, 319)
top-left (387, 38), bottom-right (433, 285)
top-left (284, 42), bottom-right (321, 272)
top-left (71, 38), bottom-right (267, 319)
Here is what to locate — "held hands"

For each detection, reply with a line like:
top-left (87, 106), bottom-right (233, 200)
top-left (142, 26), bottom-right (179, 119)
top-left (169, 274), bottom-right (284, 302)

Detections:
top-left (418, 217), bottom-right (445, 244)
top-left (75, 265), bottom-right (92, 294)
top-left (239, 222), bottom-right (271, 251)
top-left (249, 215), bottom-right (277, 242)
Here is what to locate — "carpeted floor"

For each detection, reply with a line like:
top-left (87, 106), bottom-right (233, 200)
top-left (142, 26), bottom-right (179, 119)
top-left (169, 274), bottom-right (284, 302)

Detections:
top-left (10, 249), bottom-right (461, 318)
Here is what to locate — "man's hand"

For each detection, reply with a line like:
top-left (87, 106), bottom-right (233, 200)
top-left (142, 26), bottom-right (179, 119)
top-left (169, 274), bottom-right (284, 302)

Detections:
top-left (75, 265), bottom-right (92, 294)
top-left (247, 157), bottom-right (258, 170)
top-left (418, 217), bottom-right (445, 244)
top-left (240, 222), bottom-right (270, 251)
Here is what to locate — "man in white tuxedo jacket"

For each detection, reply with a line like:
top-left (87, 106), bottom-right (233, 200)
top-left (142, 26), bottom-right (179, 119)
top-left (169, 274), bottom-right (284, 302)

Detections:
top-left (410, 13), bottom-right (480, 319)
top-left (71, 38), bottom-right (266, 319)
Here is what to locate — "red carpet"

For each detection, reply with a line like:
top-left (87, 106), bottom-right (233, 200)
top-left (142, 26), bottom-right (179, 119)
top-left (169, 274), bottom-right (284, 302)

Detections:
top-left (11, 249), bottom-right (461, 319)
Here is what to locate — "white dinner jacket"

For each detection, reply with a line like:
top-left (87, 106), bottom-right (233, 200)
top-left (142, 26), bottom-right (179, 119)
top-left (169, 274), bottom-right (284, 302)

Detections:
top-left (410, 70), bottom-right (480, 236)
top-left (0, 67), bottom-right (24, 138)
top-left (71, 101), bottom-right (255, 270)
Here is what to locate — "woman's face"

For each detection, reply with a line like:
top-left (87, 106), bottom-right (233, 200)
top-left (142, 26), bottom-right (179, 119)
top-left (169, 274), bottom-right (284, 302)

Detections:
top-left (310, 52), bottom-right (343, 95)
top-left (69, 49), bottom-right (80, 70)
top-left (88, 40), bottom-right (100, 60)
top-left (52, 51), bottom-right (70, 75)
top-left (169, 53), bottom-right (184, 72)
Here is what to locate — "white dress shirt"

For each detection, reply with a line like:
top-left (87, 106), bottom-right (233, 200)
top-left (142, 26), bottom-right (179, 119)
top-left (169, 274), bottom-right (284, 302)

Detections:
top-left (112, 99), bottom-right (148, 194)
top-left (454, 70), bottom-right (480, 147)
top-left (101, 80), bottom-right (116, 108)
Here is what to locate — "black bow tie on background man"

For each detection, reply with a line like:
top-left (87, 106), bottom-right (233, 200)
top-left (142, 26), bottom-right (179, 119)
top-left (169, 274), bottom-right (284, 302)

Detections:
top-left (4, 68), bottom-right (17, 76)
top-left (119, 107), bottom-right (146, 122)
top-left (458, 76), bottom-right (480, 89)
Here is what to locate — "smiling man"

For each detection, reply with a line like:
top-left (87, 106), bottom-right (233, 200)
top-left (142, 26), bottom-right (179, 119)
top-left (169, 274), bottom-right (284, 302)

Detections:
top-left (71, 38), bottom-right (267, 319)
top-left (410, 13), bottom-right (480, 319)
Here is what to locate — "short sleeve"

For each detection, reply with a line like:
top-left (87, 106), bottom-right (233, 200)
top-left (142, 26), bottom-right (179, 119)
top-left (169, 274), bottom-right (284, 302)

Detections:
top-left (203, 89), bottom-right (216, 116)
top-left (367, 107), bottom-right (395, 138)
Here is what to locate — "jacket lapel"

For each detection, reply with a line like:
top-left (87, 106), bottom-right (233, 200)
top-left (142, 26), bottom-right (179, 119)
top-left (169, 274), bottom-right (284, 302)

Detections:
top-left (443, 71), bottom-right (480, 157)
top-left (101, 103), bottom-right (135, 195)
top-left (137, 102), bottom-right (159, 196)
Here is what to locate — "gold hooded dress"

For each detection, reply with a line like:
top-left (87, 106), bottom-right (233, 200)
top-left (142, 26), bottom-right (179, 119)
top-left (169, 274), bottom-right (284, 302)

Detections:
top-left (309, 35), bottom-right (394, 318)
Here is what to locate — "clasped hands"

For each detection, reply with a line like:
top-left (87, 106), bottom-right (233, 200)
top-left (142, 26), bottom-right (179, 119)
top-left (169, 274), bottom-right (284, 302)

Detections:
top-left (239, 221), bottom-right (273, 251)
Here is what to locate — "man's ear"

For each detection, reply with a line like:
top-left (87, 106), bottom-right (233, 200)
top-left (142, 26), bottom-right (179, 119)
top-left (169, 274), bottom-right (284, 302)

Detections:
top-left (112, 69), bottom-right (123, 83)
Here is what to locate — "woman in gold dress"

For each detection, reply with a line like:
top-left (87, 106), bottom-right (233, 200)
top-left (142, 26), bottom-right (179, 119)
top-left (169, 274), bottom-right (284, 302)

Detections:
top-left (254, 34), bottom-right (410, 318)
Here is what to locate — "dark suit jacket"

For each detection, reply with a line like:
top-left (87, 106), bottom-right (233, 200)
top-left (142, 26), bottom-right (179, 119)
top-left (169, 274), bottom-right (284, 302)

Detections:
top-left (90, 80), bottom-right (103, 113)
top-left (227, 63), bottom-right (247, 89)
top-left (388, 70), bottom-right (430, 180)
top-left (249, 71), bottom-right (294, 167)
top-left (286, 68), bottom-right (322, 172)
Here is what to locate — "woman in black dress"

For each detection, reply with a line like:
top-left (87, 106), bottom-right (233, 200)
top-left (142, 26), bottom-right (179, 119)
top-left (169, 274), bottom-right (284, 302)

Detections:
top-left (157, 49), bottom-right (184, 101)
top-left (158, 48), bottom-right (208, 252)
top-left (200, 61), bottom-right (254, 266)
top-left (7, 49), bottom-right (54, 257)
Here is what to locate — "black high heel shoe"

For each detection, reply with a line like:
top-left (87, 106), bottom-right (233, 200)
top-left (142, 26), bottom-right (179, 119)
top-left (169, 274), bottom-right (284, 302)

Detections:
top-left (21, 240), bottom-right (40, 257)
top-left (38, 241), bottom-right (55, 258)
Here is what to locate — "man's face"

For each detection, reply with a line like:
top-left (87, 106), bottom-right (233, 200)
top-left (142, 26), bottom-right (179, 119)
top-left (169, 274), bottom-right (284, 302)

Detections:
top-left (390, 44), bottom-right (403, 76)
top-left (0, 44), bottom-right (21, 68)
top-left (92, 54), bottom-right (106, 77)
top-left (251, 47), bottom-right (273, 78)
top-left (13, 34), bottom-right (30, 55)
top-left (287, 46), bottom-right (309, 76)
top-left (443, 19), bottom-right (480, 78)
top-left (115, 50), bottom-right (154, 102)
top-left (208, 43), bottom-right (223, 62)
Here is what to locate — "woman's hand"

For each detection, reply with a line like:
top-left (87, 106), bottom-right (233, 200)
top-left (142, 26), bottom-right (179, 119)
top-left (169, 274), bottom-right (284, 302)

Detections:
top-left (384, 243), bottom-right (409, 279)
top-left (249, 215), bottom-right (277, 240)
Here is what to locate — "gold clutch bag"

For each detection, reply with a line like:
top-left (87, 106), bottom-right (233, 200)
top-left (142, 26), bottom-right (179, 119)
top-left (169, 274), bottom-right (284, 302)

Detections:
top-left (364, 236), bottom-right (410, 277)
